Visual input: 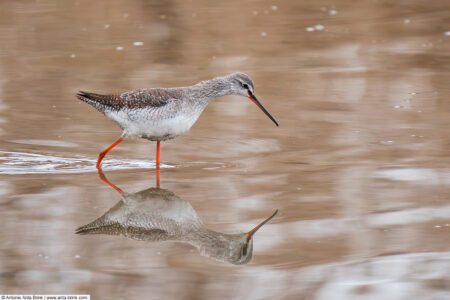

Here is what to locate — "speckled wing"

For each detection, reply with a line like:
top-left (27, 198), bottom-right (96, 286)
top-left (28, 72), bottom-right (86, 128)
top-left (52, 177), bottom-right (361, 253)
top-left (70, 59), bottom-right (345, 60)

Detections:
top-left (76, 89), bottom-right (174, 113)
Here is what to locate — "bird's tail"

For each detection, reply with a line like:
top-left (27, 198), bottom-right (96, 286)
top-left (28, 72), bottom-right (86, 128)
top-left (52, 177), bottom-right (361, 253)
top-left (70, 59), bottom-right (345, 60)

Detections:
top-left (76, 91), bottom-right (97, 102)
top-left (76, 91), bottom-right (109, 113)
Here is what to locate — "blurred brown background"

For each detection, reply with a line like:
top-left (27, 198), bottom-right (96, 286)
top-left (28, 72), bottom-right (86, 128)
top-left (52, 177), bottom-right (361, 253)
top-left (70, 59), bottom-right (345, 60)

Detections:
top-left (0, 0), bottom-right (449, 299)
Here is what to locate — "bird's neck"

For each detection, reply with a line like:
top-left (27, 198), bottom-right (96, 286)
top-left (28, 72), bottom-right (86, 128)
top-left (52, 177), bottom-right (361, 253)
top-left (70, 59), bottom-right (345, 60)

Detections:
top-left (191, 76), bottom-right (233, 103)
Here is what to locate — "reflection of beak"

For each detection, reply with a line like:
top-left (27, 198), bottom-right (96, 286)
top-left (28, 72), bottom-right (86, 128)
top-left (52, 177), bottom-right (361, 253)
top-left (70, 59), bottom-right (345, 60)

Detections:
top-left (248, 92), bottom-right (279, 126)
top-left (247, 209), bottom-right (278, 242)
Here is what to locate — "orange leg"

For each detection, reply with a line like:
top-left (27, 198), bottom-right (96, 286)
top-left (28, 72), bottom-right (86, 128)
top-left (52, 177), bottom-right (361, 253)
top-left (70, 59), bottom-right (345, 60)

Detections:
top-left (97, 166), bottom-right (123, 194)
top-left (96, 137), bottom-right (123, 168)
top-left (156, 141), bottom-right (161, 166)
top-left (156, 141), bottom-right (161, 187)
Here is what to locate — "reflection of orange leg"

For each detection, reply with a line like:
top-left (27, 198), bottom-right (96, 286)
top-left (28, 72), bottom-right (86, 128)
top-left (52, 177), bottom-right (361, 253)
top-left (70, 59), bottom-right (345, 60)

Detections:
top-left (156, 141), bottom-right (161, 187)
top-left (97, 166), bottom-right (123, 194)
top-left (156, 165), bottom-right (160, 187)
top-left (96, 137), bottom-right (123, 168)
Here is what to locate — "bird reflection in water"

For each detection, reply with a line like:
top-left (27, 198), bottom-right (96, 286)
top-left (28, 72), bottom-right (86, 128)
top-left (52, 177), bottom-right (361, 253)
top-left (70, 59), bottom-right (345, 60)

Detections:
top-left (76, 168), bottom-right (278, 264)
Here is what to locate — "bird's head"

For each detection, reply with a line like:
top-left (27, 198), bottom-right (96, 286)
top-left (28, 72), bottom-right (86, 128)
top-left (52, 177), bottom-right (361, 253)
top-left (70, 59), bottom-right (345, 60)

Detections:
top-left (227, 72), bottom-right (279, 127)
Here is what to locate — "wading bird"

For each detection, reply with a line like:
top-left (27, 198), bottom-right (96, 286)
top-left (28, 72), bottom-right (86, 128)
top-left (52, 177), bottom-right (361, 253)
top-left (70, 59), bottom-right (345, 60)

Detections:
top-left (77, 73), bottom-right (278, 168)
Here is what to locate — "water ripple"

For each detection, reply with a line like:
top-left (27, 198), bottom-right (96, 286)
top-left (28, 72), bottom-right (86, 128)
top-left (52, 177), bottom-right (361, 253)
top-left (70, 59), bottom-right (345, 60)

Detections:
top-left (0, 151), bottom-right (171, 174)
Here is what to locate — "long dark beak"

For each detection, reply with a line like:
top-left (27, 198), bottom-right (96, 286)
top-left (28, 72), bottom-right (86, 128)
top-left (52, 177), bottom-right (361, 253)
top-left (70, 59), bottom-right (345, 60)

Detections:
top-left (247, 209), bottom-right (278, 242)
top-left (248, 92), bottom-right (279, 126)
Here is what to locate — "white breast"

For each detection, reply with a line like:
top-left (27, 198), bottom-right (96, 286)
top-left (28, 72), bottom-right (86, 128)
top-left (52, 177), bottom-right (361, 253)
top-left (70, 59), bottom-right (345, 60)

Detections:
top-left (105, 108), bottom-right (203, 140)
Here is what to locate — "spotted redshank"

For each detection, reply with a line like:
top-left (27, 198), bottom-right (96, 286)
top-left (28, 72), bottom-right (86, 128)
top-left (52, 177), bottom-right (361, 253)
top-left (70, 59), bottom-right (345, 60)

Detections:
top-left (77, 73), bottom-right (278, 168)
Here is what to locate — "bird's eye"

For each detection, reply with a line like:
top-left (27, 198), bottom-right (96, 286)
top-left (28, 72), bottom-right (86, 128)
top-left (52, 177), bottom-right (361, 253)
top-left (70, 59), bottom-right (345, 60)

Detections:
top-left (242, 83), bottom-right (249, 90)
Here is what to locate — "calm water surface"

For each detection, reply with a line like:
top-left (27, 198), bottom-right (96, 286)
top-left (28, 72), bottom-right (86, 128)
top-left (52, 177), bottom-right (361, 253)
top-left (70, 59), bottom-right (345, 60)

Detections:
top-left (0, 0), bottom-right (449, 299)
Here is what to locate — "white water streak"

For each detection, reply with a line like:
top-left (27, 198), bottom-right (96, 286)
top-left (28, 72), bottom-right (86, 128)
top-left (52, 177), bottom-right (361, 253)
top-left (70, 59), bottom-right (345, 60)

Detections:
top-left (0, 151), bottom-right (171, 174)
